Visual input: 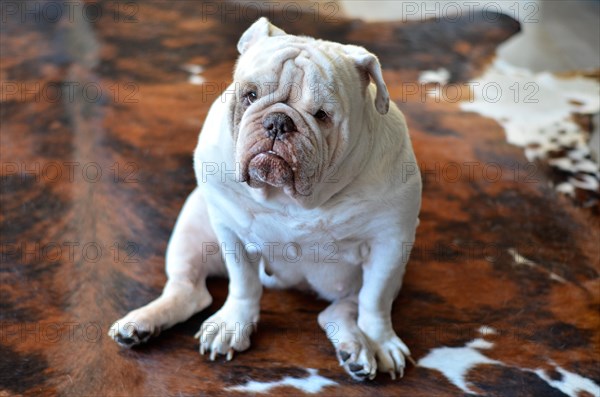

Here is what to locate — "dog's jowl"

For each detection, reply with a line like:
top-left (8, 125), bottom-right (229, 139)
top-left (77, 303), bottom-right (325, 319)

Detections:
top-left (109, 17), bottom-right (422, 381)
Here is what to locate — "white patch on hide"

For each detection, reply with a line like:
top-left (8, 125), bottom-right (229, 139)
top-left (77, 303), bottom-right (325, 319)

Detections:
top-left (418, 331), bottom-right (598, 396)
top-left (225, 368), bottom-right (337, 394)
top-left (508, 248), bottom-right (567, 283)
top-left (460, 59), bottom-right (599, 194)
top-left (418, 338), bottom-right (501, 394)
top-left (477, 325), bottom-right (497, 336)
top-left (182, 64), bottom-right (205, 85)
top-left (534, 365), bottom-right (600, 397)
top-left (419, 68), bottom-right (450, 85)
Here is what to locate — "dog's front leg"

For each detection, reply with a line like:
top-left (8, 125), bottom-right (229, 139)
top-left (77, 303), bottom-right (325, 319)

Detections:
top-left (357, 235), bottom-right (415, 380)
top-left (196, 227), bottom-right (262, 361)
top-left (108, 187), bottom-right (220, 347)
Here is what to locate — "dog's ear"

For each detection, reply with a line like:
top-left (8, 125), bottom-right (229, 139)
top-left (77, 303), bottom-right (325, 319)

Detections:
top-left (238, 17), bottom-right (286, 55)
top-left (343, 45), bottom-right (390, 115)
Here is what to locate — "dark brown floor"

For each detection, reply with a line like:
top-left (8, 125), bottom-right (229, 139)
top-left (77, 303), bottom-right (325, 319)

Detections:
top-left (1, 1), bottom-right (598, 396)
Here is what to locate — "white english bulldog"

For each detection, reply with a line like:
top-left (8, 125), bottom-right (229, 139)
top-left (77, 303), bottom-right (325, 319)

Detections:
top-left (109, 17), bottom-right (422, 381)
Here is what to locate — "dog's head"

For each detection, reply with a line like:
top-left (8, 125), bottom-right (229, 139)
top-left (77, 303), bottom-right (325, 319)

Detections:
top-left (232, 18), bottom-right (389, 208)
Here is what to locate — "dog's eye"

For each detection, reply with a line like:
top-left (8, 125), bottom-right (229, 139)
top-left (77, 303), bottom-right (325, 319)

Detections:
top-left (314, 109), bottom-right (328, 121)
top-left (243, 91), bottom-right (257, 106)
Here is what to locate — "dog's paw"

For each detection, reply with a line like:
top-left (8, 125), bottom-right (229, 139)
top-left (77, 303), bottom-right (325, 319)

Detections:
top-left (336, 335), bottom-right (377, 381)
top-left (367, 333), bottom-right (411, 380)
top-left (108, 309), bottom-right (160, 348)
top-left (195, 300), bottom-right (259, 361)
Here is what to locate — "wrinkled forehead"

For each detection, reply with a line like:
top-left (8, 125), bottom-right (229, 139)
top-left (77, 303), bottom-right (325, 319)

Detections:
top-left (234, 37), bottom-right (353, 111)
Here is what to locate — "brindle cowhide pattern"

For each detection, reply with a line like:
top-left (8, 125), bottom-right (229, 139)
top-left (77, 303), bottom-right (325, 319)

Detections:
top-left (1, 1), bottom-right (598, 396)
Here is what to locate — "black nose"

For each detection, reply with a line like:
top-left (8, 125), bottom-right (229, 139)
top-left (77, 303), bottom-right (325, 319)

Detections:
top-left (263, 113), bottom-right (296, 140)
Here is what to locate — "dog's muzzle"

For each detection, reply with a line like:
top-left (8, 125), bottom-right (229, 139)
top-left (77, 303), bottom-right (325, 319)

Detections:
top-left (248, 152), bottom-right (293, 188)
top-left (246, 112), bottom-right (296, 188)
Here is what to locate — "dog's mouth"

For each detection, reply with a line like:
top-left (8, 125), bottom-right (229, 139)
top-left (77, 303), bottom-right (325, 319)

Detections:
top-left (246, 151), bottom-right (294, 189)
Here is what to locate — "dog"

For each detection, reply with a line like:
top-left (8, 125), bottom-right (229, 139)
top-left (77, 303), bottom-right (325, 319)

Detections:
top-left (109, 17), bottom-right (422, 381)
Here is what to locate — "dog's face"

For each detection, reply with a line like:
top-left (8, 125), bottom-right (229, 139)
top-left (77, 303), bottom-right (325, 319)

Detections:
top-left (232, 18), bottom-right (390, 208)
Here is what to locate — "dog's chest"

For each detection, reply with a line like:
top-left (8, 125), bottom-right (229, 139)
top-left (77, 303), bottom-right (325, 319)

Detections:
top-left (206, 182), bottom-right (374, 270)
top-left (241, 202), bottom-right (371, 269)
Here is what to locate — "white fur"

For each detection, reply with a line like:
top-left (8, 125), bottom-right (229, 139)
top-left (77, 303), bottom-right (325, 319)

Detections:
top-left (109, 18), bottom-right (422, 381)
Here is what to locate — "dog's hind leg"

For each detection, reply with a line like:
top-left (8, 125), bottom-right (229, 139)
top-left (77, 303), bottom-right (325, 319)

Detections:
top-left (109, 187), bottom-right (225, 347)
